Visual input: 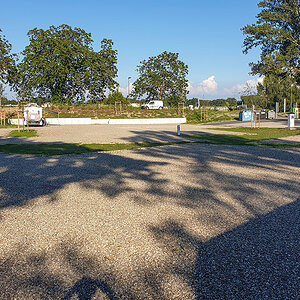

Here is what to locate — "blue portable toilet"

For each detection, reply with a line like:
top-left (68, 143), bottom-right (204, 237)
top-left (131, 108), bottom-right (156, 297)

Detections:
top-left (239, 110), bottom-right (252, 121)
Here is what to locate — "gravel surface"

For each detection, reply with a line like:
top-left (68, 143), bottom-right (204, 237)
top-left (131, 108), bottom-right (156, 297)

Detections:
top-left (259, 134), bottom-right (300, 144)
top-left (0, 143), bottom-right (299, 299)
top-left (0, 124), bottom-right (246, 145)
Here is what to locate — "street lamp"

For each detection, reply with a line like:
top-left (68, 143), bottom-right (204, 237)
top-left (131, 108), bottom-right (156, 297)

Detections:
top-left (128, 77), bottom-right (131, 98)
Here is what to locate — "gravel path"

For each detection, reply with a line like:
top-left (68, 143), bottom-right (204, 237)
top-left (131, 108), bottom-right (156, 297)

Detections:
top-left (0, 143), bottom-right (299, 299)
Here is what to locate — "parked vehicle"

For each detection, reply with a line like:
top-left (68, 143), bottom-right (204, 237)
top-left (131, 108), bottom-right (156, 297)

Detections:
top-left (24, 103), bottom-right (45, 126)
top-left (141, 100), bottom-right (164, 110)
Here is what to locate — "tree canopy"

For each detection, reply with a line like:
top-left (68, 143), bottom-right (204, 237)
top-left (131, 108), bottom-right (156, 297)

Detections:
top-left (131, 51), bottom-right (189, 101)
top-left (242, 0), bottom-right (300, 84)
top-left (13, 24), bottom-right (118, 103)
top-left (257, 73), bottom-right (300, 109)
top-left (0, 29), bottom-right (16, 85)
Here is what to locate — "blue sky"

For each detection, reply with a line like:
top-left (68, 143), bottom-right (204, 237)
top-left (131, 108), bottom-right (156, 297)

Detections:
top-left (0, 0), bottom-right (262, 99)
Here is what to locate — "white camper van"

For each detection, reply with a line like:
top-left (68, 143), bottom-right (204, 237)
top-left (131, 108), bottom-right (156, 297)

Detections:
top-left (141, 100), bottom-right (164, 110)
top-left (24, 103), bottom-right (45, 126)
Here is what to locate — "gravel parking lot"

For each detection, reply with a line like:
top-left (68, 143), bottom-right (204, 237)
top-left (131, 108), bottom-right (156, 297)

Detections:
top-left (0, 124), bottom-right (248, 145)
top-left (0, 142), bottom-right (299, 299)
top-left (2, 118), bottom-right (300, 145)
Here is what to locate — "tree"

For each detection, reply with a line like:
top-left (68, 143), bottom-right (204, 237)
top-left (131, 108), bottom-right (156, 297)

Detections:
top-left (225, 97), bottom-right (237, 107)
top-left (0, 29), bottom-right (16, 85)
top-left (164, 95), bottom-right (182, 107)
top-left (257, 74), bottom-right (300, 109)
top-left (105, 91), bottom-right (128, 105)
top-left (14, 24), bottom-right (118, 104)
top-left (241, 95), bottom-right (264, 108)
top-left (131, 51), bottom-right (189, 101)
top-left (242, 0), bottom-right (300, 84)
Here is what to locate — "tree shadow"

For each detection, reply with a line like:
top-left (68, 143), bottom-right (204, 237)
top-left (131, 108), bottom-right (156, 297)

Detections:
top-left (0, 130), bottom-right (300, 298)
top-left (63, 276), bottom-right (119, 300)
top-left (149, 198), bottom-right (300, 299)
top-left (0, 140), bottom-right (168, 209)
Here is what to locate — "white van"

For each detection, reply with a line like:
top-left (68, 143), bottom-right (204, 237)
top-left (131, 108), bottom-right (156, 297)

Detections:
top-left (141, 100), bottom-right (164, 110)
top-left (24, 103), bottom-right (45, 126)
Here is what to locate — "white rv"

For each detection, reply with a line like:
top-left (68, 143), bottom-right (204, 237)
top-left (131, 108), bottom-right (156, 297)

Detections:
top-left (141, 100), bottom-right (164, 110)
top-left (24, 103), bottom-right (45, 126)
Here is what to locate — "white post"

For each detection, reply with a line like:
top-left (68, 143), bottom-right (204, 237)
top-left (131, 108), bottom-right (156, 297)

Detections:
top-left (275, 102), bottom-right (279, 119)
top-left (177, 125), bottom-right (181, 136)
top-left (288, 113), bottom-right (295, 130)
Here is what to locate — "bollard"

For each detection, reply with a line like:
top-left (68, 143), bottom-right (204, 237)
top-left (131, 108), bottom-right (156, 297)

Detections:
top-left (288, 113), bottom-right (295, 130)
top-left (177, 125), bottom-right (181, 136)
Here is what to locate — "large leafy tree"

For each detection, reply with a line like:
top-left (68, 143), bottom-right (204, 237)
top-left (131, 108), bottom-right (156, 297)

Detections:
top-left (242, 0), bottom-right (300, 84)
top-left (0, 29), bottom-right (16, 85)
top-left (14, 24), bottom-right (118, 103)
top-left (131, 51), bottom-right (189, 100)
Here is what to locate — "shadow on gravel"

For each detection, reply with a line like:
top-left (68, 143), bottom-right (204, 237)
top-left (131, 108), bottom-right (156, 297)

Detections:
top-left (63, 276), bottom-right (119, 300)
top-left (0, 132), bottom-right (300, 298)
top-left (150, 199), bottom-right (300, 299)
top-left (195, 198), bottom-right (300, 299)
top-left (0, 140), bottom-right (168, 209)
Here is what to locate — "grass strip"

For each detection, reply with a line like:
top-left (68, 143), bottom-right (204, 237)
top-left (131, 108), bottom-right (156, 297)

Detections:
top-left (208, 128), bottom-right (300, 141)
top-left (186, 128), bottom-right (300, 145)
top-left (8, 130), bottom-right (38, 138)
top-left (0, 141), bottom-right (189, 156)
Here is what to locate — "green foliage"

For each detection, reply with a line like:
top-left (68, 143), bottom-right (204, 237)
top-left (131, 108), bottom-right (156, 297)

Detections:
top-left (8, 130), bottom-right (38, 138)
top-left (187, 128), bottom-right (300, 146)
top-left (105, 91), bottom-right (128, 104)
top-left (257, 74), bottom-right (300, 110)
top-left (242, 0), bottom-right (300, 84)
top-left (164, 95), bottom-right (182, 107)
top-left (225, 97), bottom-right (238, 107)
top-left (0, 29), bottom-right (16, 85)
top-left (0, 142), bottom-right (187, 156)
top-left (0, 83), bottom-right (5, 106)
top-left (240, 95), bottom-right (265, 108)
top-left (186, 98), bottom-right (237, 108)
top-left (132, 51), bottom-right (189, 100)
top-left (13, 24), bottom-right (118, 104)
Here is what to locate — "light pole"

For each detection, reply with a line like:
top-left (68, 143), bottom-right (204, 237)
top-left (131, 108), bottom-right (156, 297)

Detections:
top-left (128, 77), bottom-right (131, 98)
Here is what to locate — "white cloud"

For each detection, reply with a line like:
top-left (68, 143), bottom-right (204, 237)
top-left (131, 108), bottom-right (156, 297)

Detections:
top-left (188, 75), bottom-right (218, 97)
top-left (224, 78), bottom-right (264, 96)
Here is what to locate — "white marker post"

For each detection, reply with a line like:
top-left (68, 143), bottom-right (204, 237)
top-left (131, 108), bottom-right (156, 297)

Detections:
top-left (288, 113), bottom-right (295, 130)
top-left (177, 125), bottom-right (181, 136)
